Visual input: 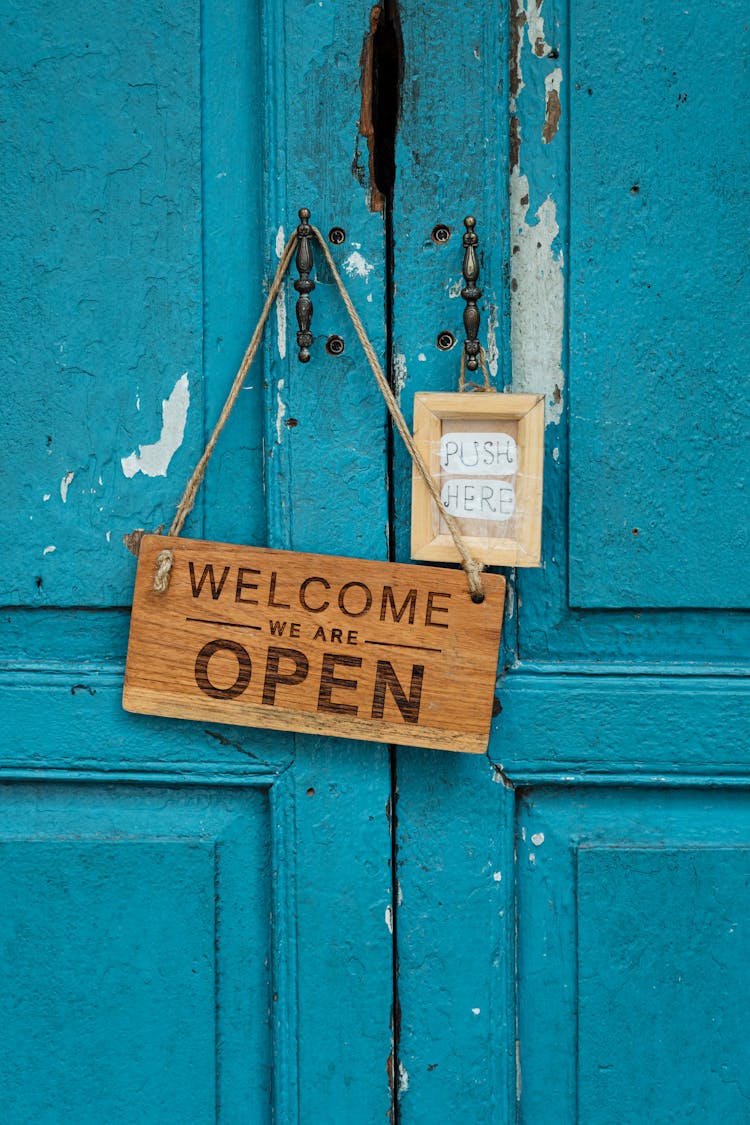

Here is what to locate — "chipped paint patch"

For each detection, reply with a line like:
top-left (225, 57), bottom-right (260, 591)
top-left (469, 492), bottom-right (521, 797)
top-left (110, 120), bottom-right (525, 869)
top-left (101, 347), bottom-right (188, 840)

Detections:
top-left (275, 378), bottom-right (286, 444)
top-left (343, 250), bottom-right (374, 281)
top-left (417, 352), bottom-right (426, 362)
top-left (543, 67), bottom-right (563, 144)
top-left (385, 904), bottom-right (393, 934)
top-left (552, 446), bottom-right (560, 462)
top-left (493, 870), bottom-right (502, 882)
top-left (448, 277), bottom-right (463, 299)
top-left (510, 170), bottom-right (564, 425)
top-left (43, 545), bottom-right (56, 555)
top-left (506, 581), bottom-right (516, 620)
top-left (275, 226), bottom-right (287, 359)
top-left (524, 0), bottom-right (554, 58)
top-left (472, 1007), bottom-right (481, 1015)
top-left (393, 353), bottom-right (407, 397)
top-left (42, 493), bottom-right (51, 502)
top-left (398, 1062), bottom-right (409, 1094)
top-left (486, 302), bottom-right (499, 378)
top-left (60, 471), bottom-right (75, 503)
top-left (121, 373), bottom-right (190, 478)
top-left (531, 832), bottom-right (545, 846)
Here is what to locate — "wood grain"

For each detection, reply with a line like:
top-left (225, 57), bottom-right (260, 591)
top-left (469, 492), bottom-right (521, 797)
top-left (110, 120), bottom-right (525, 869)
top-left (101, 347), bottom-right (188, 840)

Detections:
top-left (124, 535), bottom-right (506, 753)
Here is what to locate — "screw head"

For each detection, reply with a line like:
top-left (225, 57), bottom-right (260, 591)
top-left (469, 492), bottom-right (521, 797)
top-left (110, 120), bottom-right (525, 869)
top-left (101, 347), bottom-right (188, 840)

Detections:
top-left (431, 224), bottom-right (451, 244)
top-left (328, 227), bottom-right (346, 245)
top-left (326, 335), bottom-right (345, 356)
top-left (436, 331), bottom-right (456, 351)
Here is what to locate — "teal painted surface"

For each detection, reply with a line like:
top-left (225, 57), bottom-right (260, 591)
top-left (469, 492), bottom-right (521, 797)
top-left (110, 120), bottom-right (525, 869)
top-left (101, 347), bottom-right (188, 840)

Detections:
top-left (568, 2), bottom-right (750, 608)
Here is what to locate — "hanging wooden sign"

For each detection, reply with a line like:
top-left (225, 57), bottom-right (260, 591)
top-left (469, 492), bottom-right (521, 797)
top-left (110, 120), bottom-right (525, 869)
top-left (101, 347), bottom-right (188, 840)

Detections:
top-left (123, 535), bottom-right (506, 754)
top-left (411, 392), bottom-right (545, 567)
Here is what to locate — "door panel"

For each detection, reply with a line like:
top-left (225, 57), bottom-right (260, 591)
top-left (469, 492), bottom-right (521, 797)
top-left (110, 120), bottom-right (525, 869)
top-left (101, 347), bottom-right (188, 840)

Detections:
top-left (517, 787), bottom-right (750, 1123)
top-left (568, 2), bottom-right (750, 609)
top-left (0, 781), bottom-right (271, 1123)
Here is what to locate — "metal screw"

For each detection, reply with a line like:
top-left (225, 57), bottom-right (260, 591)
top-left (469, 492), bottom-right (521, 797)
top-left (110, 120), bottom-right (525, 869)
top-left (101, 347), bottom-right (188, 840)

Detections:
top-left (328, 227), bottom-right (346, 245)
top-left (326, 335), bottom-right (345, 356)
top-left (436, 331), bottom-right (456, 351)
top-left (431, 224), bottom-right (452, 244)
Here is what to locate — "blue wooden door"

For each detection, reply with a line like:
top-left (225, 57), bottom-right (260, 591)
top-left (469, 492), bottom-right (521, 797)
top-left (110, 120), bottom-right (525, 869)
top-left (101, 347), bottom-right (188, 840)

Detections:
top-left (389, 1), bottom-right (750, 1122)
top-left (4, 0), bottom-right (749, 1121)
top-left (1, 1), bottom-right (396, 1119)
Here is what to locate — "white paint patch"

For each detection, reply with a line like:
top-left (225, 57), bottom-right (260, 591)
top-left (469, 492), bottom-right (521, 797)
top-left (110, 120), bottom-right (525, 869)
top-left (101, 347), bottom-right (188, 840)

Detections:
top-left (545, 67), bottom-right (563, 99)
top-left (531, 832), bottom-right (545, 847)
top-left (42, 493), bottom-right (51, 502)
top-left (525, 0), bottom-right (554, 58)
top-left (275, 226), bottom-right (287, 359)
top-left (366, 293), bottom-right (373, 303)
top-left (472, 1008), bottom-right (481, 1016)
top-left (60, 471), bottom-right (75, 503)
top-left (393, 353), bottom-right (407, 397)
top-left (486, 303), bottom-right (499, 378)
top-left (275, 378), bottom-right (286, 443)
top-left (398, 1062), bottom-right (409, 1094)
top-left (552, 446), bottom-right (559, 462)
top-left (43, 545), bottom-right (56, 555)
top-left (105, 530), bottom-right (111, 542)
top-left (121, 373), bottom-right (190, 478)
top-left (448, 278), bottom-right (463, 299)
top-left (506, 581), bottom-right (516, 619)
top-left (136, 393), bottom-right (140, 411)
top-left (493, 871), bottom-right (502, 882)
top-left (510, 170), bottom-right (564, 424)
top-left (343, 251), bottom-right (374, 281)
top-left (417, 352), bottom-right (426, 362)
top-left (385, 905), bottom-right (393, 934)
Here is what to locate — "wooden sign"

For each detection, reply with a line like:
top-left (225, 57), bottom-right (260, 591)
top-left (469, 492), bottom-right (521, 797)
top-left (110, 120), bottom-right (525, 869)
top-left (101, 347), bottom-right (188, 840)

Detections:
top-left (411, 392), bottom-right (545, 567)
top-left (123, 535), bottom-right (506, 753)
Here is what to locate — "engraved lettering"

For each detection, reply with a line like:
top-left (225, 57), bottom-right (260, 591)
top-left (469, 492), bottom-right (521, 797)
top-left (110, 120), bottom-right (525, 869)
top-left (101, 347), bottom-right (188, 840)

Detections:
top-left (317, 652), bottom-right (362, 716)
top-left (261, 646), bottom-right (309, 706)
top-left (189, 562), bottom-right (230, 600)
top-left (194, 639), bottom-right (251, 699)
top-left (371, 661), bottom-right (424, 724)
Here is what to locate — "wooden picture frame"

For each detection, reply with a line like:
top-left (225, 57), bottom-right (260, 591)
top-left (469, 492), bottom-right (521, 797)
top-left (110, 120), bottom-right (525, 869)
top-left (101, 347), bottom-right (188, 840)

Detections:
top-left (411, 392), bottom-right (545, 567)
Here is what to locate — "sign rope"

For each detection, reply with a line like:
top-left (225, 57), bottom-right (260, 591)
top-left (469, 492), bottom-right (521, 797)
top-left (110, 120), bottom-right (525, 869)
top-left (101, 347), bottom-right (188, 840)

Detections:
top-left (150, 219), bottom-right (485, 602)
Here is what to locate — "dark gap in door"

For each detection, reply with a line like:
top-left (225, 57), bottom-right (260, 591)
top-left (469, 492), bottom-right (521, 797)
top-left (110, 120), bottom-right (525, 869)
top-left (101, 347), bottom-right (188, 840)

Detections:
top-left (370, 3), bottom-right (403, 1119)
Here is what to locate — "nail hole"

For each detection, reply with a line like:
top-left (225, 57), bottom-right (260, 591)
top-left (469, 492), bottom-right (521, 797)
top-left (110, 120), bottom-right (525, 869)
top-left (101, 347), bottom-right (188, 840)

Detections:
top-left (471, 592), bottom-right (485, 604)
top-left (436, 331), bottom-right (456, 351)
top-left (328, 227), bottom-right (346, 244)
top-left (285, 417), bottom-right (298, 428)
top-left (326, 335), bottom-right (345, 356)
top-left (632, 528), bottom-right (639, 536)
top-left (431, 224), bottom-right (451, 244)
top-left (306, 787), bottom-right (315, 797)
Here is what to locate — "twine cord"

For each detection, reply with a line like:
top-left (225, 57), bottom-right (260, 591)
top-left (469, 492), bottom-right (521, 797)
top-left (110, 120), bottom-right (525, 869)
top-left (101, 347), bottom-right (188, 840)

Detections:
top-left (458, 344), bottom-right (492, 393)
top-left (152, 233), bottom-right (298, 593)
top-left (150, 220), bottom-right (484, 601)
top-left (310, 226), bottom-right (485, 601)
